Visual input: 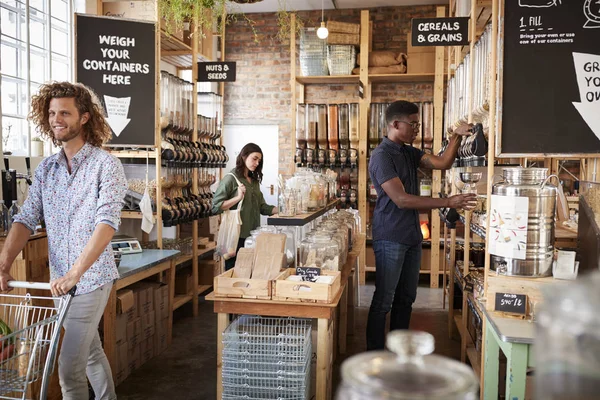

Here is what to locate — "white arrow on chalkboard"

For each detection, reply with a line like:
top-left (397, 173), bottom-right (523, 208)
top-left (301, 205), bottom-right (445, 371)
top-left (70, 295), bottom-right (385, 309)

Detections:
top-left (104, 95), bottom-right (131, 137)
top-left (572, 52), bottom-right (600, 142)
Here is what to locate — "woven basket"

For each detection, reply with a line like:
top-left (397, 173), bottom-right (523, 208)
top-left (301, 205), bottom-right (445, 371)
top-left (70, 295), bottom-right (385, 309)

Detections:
top-left (327, 33), bottom-right (360, 46)
top-left (326, 21), bottom-right (360, 34)
top-left (300, 28), bottom-right (329, 76)
top-left (326, 45), bottom-right (357, 76)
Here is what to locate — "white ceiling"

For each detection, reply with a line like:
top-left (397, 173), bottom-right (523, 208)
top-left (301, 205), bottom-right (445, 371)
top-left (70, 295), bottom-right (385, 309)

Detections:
top-left (227, 0), bottom-right (447, 14)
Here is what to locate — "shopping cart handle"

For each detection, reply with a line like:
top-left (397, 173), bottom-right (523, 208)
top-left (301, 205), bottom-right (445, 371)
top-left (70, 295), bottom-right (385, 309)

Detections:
top-left (8, 281), bottom-right (77, 296)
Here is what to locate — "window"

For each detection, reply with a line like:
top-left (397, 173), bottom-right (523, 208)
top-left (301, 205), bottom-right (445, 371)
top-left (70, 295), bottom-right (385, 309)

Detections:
top-left (1, 0), bottom-right (72, 156)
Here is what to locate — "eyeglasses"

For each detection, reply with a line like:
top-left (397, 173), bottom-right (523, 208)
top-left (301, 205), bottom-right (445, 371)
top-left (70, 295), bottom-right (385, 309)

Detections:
top-left (397, 120), bottom-right (421, 130)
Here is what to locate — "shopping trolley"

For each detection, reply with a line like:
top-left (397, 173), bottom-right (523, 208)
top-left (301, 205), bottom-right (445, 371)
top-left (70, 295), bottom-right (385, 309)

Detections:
top-left (0, 281), bottom-right (75, 400)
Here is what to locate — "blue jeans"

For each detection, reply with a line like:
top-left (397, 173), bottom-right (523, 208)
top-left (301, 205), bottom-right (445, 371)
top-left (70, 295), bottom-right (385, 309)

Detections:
top-left (366, 240), bottom-right (422, 350)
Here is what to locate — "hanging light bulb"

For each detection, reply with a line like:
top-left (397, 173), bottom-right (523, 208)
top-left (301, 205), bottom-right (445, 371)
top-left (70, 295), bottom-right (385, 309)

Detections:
top-left (317, 0), bottom-right (328, 39)
top-left (317, 21), bottom-right (329, 39)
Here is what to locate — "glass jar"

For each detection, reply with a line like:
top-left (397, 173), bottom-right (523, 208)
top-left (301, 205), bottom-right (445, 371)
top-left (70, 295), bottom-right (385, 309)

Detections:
top-left (299, 234), bottom-right (340, 271)
top-left (296, 104), bottom-right (307, 150)
top-left (338, 103), bottom-right (350, 150)
top-left (275, 226), bottom-right (297, 267)
top-left (244, 230), bottom-right (261, 248)
top-left (336, 331), bottom-right (478, 400)
top-left (306, 104), bottom-right (318, 150)
top-left (320, 223), bottom-right (348, 267)
top-left (349, 103), bottom-right (360, 149)
top-left (328, 104), bottom-right (339, 150)
top-left (369, 103), bottom-right (379, 149)
top-left (317, 104), bottom-right (328, 150)
top-left (535, 272), bottom-right (600, 399)
top-left (278, 189), bottom-right (297, 217)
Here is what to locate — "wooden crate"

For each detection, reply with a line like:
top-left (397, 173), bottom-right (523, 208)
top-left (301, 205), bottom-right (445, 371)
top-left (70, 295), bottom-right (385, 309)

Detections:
top-left (273, 269), bottom-right (341, 303)
top-left (327, 21), bottom-right (360, 34)
top-left (485, 272), bottom-right (566, 319)
top-left (327, 33), bottom-right (360, 46)
top-left (213, 269), bottom-right (272, 300)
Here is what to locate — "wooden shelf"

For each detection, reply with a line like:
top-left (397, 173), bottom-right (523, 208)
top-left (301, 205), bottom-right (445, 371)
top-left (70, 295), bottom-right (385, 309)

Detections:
top-left (106, 150), bottom-right (157, 159)
top-left (198, 243), bottom-right (216, 256)
top-left (197, 284), bottom-right (212, 295)
top-left (453, 312), bottom-right (465, 338)
top-left (368, 73), bottom-right (436, 83)
top-left (160, 29), bottom-right (210, 68)
top-left (173, 293), bottom-right (193, 310)
top-left (466, 347), bottom-right (482, 376)
top-left (121, 211), bottom-right (144, 219)
top-left (296, 75), bottom-right (359, 84)
top-left (175, 254), bottom-right (193, 266)
top-left (365, 266), bottom-right (376, 272)
top-left (267, 200), bottom-right (340, 226)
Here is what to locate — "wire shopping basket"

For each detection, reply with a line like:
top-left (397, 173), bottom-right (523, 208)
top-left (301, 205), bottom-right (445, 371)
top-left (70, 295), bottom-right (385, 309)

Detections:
top-left (0, 281), bottom-right (75, 400)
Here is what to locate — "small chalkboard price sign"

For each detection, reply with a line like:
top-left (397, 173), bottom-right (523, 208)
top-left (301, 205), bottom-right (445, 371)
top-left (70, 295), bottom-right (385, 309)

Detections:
top-left (296, 266), bottom-right (321, 282)
top-left (495, 293), bottom-right (528, 315)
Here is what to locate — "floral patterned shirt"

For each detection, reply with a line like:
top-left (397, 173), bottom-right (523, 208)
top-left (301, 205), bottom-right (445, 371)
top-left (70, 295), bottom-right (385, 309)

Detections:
top-left (14, 143), bottom-right (127, 295)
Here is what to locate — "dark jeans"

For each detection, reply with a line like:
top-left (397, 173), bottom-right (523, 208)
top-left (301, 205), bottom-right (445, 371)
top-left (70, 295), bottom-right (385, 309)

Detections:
top-left (366, 240), bottom-right (422, 350)
top-left (224, 238), bottom-right (246, 271)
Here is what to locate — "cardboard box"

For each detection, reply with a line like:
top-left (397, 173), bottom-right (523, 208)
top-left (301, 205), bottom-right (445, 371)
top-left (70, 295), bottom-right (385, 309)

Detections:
top-left (154, 317), bottom-right (169, 356)
top-left (127, 344), bottom-right (141, 375)
top-left (140, 335), bottom-right (155, 365)
top-left (199, 260), bottom-right (219, 285)
top-left (130, 282), bottom-right (154, 316)
top-left (126, 317), bottom-right (141, 350)
top-left (153, 283), bottom-right (170, 322)
top-left (125, 300), bottom-right (138, 323)
top-left (175, 272), bottom-right (193, 295)
top-left (115, 342), bottom-right (129, 386)
top-left (116, 313), bottom-right (128, 346)
top-left (407, 52), bottom-right (436, 74)
top-left (141, 312), bottom-right (155, 340)
top-left (116, 289), bottom-right (135, 315)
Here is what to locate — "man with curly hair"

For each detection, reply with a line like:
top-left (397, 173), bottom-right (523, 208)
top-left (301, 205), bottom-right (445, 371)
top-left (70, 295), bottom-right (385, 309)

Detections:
top-left (0, 82), bottom-right (126, 400)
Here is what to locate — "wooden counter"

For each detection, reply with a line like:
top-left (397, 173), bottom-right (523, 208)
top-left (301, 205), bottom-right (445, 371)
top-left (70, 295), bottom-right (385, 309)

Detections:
top-left (103, 250), bottom-right (179, 382)
top-left (207, 235), bottom-right (365, 400)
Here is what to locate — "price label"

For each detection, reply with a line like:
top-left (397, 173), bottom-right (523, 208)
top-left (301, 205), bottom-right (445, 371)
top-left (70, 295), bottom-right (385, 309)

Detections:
top-left (494, 293), bottom-right (527, 315)
top-left (296, 266), bottom-right (321, 282)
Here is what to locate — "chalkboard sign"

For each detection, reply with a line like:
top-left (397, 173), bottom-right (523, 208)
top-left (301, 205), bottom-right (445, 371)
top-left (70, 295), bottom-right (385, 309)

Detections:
top-left (500, 0), bottom-right (600, 155)
top-left (411, 17), bottom-right (470, 47)
top-left (197, 62), bottom-right (236, 82)
top-left (76, 15), bottom-right (156, 146)
top-left (296, 266), bottom-right (321, 282)
top-left (495, 293), bottom-right (527, 315)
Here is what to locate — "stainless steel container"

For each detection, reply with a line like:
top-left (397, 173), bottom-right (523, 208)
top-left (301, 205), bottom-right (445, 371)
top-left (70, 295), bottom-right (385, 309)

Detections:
top-left (491, 167), bottom-right (557, 277)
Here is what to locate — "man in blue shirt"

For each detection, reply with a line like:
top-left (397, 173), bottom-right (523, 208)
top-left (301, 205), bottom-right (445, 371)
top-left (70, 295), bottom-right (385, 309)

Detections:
top-left (367, 100), bottom-right (476, 350)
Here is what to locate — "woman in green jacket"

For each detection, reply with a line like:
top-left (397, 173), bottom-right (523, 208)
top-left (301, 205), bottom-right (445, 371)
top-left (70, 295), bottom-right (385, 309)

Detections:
top-left (212, 143), bottom-right (278, 270)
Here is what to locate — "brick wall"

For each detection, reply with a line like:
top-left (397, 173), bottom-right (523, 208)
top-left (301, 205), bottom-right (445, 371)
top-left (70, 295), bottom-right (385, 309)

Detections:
top-left (225, 6), bottom-right (437, 176)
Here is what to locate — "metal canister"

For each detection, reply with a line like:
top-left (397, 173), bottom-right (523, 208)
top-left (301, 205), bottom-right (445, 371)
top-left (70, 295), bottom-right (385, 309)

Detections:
top-left (491, 167), bottom-right (557, 277)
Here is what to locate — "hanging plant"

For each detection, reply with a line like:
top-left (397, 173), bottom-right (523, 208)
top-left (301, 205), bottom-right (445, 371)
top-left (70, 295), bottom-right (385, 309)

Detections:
top-left (157, 0), bottom-right (306, 44)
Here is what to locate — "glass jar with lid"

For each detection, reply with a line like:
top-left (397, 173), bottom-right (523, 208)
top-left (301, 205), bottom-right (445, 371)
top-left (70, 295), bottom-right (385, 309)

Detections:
top-left (244, 230), bottom-right (261, 248)
top-left (299, 234), bottom-right (340, 271)
top-left (274, 226), bottom-right (297, 267)
top-left (336, 331), bottom-right (478, 400)
top-left (278, 189), bottom-right (297, 217)
top-left (320, 222), bottom-right (348, 267)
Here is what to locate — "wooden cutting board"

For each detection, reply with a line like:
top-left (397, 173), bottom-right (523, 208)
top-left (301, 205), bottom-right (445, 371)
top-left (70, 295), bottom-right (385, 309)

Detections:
top-left (232, 248), bottom-right (254, 279)
top-left (252, 253), bottom-right (286, 280)
top-left (252, 233), bottom-right (287, 280)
